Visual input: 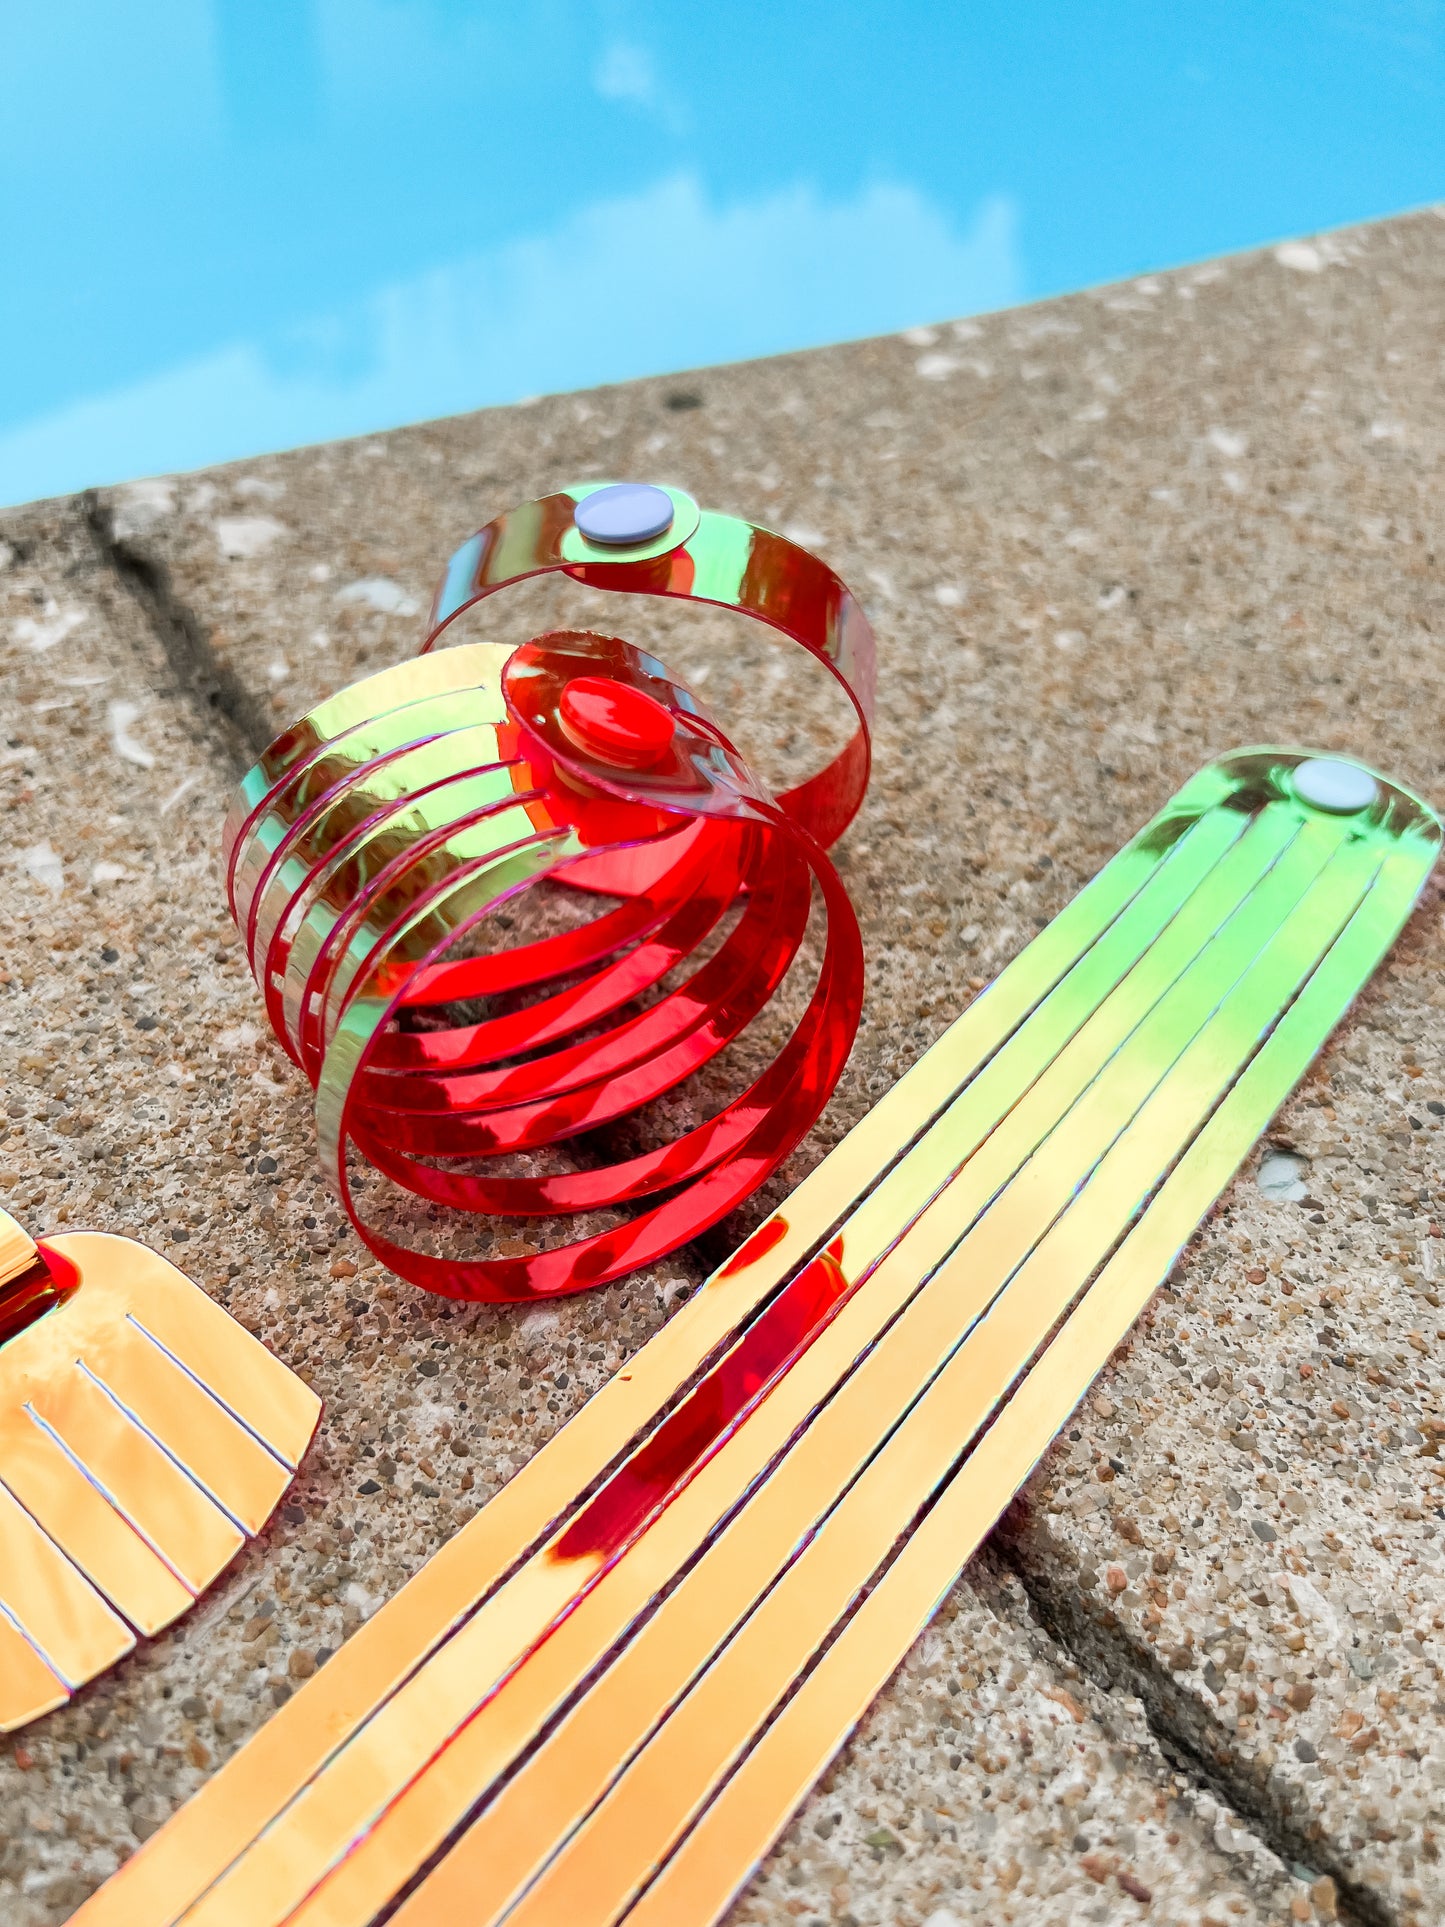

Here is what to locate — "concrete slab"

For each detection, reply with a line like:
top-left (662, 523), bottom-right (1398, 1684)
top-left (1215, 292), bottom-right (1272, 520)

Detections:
top-left (0, 508), bottom-right (1294, 1923)
top-left (8, 207), bottom-right (1445, 1924)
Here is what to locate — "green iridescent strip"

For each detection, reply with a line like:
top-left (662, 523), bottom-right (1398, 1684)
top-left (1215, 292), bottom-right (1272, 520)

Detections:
top-left (233, 652), bottom-right (500, 810)
top-left (75, 753), bottom-right (1432, 1927)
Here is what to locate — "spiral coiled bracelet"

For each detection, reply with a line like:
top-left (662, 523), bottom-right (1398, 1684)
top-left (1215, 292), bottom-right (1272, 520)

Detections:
top-left (223, 483), bottom-right (875, 1301)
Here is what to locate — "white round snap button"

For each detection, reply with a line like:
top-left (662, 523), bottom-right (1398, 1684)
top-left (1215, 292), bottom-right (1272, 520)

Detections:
top-left (574, 483), bottom-right (675, 547)
top-left (1293, 758), bottom-right (1379, 814)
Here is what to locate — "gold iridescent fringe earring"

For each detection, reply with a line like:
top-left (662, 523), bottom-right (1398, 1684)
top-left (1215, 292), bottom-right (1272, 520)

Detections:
top-left (0, 1209), bottom-right (320, 1731)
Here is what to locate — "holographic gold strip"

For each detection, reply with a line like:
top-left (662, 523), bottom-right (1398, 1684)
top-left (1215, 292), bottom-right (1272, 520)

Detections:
top-left (75, 751), bottom-right (1438, 1927)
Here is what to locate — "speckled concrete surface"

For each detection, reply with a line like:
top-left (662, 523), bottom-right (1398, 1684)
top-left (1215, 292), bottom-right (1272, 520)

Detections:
top-left (0, 525), bottom-right (1296, 1927)
top-left (0, 512), bottom-right (1291, 1927)
top-left (7, 208), bottom-right (1445, 1926)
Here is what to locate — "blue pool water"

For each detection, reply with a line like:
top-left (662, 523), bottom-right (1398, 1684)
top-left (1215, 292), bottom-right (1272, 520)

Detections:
top-left (4, 2), bottom-right (1445, 505)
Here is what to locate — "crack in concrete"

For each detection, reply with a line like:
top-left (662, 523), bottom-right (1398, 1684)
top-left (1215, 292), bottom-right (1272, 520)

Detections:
top-left (83, 489), bottom-right (272, 766)
top-left (997, 1523), bottom-right (1386, 1927)
top-left (973, 1550), bottom-right (1304, 1912)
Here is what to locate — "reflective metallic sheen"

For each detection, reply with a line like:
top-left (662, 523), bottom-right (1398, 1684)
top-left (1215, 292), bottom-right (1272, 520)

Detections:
top-left (223, 484), bottom-right (874, 1301)
top-left (0, 1217), bottom-right (321, 1731)
top-left (79, 748), bottom-right (1438, 1926)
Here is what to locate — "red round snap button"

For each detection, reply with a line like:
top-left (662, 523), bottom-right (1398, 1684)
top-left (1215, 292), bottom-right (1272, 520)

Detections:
top-left (558, 675), bottom-right (677, 768)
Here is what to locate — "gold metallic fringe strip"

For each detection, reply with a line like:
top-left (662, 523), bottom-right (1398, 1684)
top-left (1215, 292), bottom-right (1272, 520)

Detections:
top-left (75, 749), bottom-right (1439, 1927)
